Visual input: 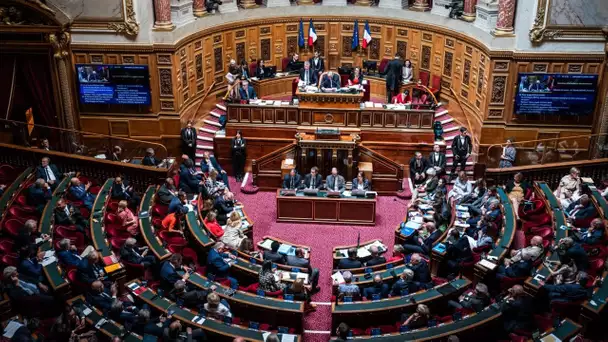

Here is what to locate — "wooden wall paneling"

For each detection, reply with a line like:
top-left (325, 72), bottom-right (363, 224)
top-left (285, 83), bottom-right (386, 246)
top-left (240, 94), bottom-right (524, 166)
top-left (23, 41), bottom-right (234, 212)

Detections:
top-left (106, 54), bottom-right (119, 64)
top-left (273, 23), bottom-right (285, 67)
top-left (252, 107), bottom-right (263, 123)
top-left (80, 118), bottom-right (111, 135)
top-left (129, 119), bottom-right (161, 138)
top-left (551, 63), bottom-right (565, 73)
top-left (109, 120), bottom-right (129, 136)
top-left (73, 53), bottom-right (87, 64)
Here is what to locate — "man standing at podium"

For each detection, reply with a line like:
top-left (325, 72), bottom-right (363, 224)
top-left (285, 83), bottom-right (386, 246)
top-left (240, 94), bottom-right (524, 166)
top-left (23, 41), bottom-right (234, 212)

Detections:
top-left (283, 168), bottom-right (301, 190)
top-left (383, 53), bottom-right (403, 103)
top-left (303, 166), bottom-right (323, 190)
top-left (320, 71), bottom-right (341, 91)
top-left (326, 167), bottom-right (345, 192)
top-left (299, 61), bottom-right (317, 86)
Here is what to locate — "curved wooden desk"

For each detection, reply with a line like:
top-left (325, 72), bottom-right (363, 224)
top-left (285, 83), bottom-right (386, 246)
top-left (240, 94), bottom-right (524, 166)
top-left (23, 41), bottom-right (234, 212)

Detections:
top-left (0, 167), bottom-right (32, 220)
top-left (90, 179), bottom-right (114, 257)
top-left (139, 185), bottom-right (171, 261)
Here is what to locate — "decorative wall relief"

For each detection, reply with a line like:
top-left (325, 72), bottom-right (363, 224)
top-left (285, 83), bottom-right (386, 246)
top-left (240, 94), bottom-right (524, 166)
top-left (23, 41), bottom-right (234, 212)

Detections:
top-left (159, 68), bottom-right (173, 96)
top-left (316, 36), bottom-right (325, 57)
top-left (421, 45), bottom-right (431, 70)
top-left (443, 51), bottom-right (453, 77)
top-left (195, 54), bottom-right (203, 80)
top-left (236, 42), bottom-right (245, 64)
top-left (181, 61), bottom-right (188, 87)
top-left (463, 59), bottom-right (471, 85)
top-left (369, 38), bottom-right (380, 60)
top-left (260, 38), bottom-right (271, 61)
top-left (397, 41), bottom-right (407, 58)
top-left (287, 36), bottom-right (298, 55)
top-left (214, 47), bottom-right (223, 72)
top-left (477, 68), bottom-right (484, 95)
top-left (490, 75), bottom-right (507, 104)
top-left (342, 36), bottom-right (353, 57)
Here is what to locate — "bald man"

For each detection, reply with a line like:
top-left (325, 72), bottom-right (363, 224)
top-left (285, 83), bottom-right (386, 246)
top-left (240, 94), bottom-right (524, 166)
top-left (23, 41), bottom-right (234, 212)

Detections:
top-left (365, 245), bottom-right (386, 267)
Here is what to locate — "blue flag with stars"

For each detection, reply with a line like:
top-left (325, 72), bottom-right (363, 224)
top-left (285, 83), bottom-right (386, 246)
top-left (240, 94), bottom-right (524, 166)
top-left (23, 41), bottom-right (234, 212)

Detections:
top-left (298, 19), bottom-right (305, 47)
top-left (352, 19), bottom-right (359, 50)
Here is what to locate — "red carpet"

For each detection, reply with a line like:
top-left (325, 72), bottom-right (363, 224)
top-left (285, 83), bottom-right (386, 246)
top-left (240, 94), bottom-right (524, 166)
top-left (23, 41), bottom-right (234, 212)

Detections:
top-left (227, 176), bottom-right (407, 337)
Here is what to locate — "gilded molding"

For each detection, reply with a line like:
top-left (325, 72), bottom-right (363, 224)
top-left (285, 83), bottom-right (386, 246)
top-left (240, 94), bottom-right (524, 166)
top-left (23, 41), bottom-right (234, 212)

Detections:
top-left (107, 0), bottom-right (139, 36)
top-left (48, 31), bottom-right (70, 59)
top-left (529, 0), bottom-right (606, 44)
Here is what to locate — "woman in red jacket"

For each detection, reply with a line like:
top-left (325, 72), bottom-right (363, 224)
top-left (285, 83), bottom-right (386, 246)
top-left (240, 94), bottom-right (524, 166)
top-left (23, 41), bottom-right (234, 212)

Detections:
top-left (204, 211), bottom-right (224, 238)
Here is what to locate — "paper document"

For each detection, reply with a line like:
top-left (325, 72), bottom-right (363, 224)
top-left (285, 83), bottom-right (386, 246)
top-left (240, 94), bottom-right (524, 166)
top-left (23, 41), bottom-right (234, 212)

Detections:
top-left (82, 307), bottom-right (93, 316)
top-left (281, 334), bottom-right (296, 342)
top-left (338, 249), bottom-right (349, 257)
top-left (478, 259), bottom-right (497, 270)
top-left (44, 250), bottom-right (55, 258)
top-left (540, 334), bottom-right (562, 342)
top-left (357, 247), bottom-right (371, 259)
top-left (331, 271), bottom-right (345, 285)
top-left (259, 239), bottom-right (273, 250)
top-left (3, 321), bottom-right (23, 338)
top-left (41, 256), bottom-right (57, 266)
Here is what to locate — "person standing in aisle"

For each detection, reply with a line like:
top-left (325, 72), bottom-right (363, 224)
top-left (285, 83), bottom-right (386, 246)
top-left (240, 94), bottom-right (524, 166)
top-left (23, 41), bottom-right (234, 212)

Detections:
top-left (231, 130), bottom-right (247, 182)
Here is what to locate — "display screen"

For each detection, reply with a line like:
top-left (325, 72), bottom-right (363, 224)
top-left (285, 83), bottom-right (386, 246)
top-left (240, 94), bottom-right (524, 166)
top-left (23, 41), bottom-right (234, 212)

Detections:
top-left (76, 64), bottom-right (151, 105)
top-left (514, 73), bottom-right (598, 115)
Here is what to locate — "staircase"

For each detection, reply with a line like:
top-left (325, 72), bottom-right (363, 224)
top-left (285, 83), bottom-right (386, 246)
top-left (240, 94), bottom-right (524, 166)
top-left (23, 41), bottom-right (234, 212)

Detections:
top-left (195, 102), bottom-right (226, 171)
top-left (434, 107), bottom-right (475, 178)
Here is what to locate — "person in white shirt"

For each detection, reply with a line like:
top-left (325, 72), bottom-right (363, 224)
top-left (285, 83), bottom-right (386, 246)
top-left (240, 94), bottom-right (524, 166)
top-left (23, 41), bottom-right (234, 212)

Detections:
top-left (402, 59), bottom-right (414, 84)
top-left (204, 292), bottom-right (232, 319)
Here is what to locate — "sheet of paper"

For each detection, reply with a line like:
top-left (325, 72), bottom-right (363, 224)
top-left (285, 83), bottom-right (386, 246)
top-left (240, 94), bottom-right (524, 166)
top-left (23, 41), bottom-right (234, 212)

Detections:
top-left (478, 259), bottom-right (497, 270)
top-left (331, 271), bottom-right (345, 284)
top-left (281, 334), bottom-right (296, 342)
top-left (278, 244), bottom-right (293, 255)
top-left (540, 333), bottom-right (562, 342)
top-left (357, 247), bottom-right (371, 259)
top-left (262, 332), bottom-right (271, 341)
top-left (41, 256), bottom-right (57, 266)
top-left (296, 273), bottom-right (308, 280)
top-left (3, 321), bottom-right (23, 338)
top-left (35, 238), bottom-right (43, 244)
top-left (82, 307), bottom-right (93, 316)
top-left (44, 250), bottom-right (55, 258)
top-left (197, 317), bottom-right (206, 324)
top-left (259, 239), bottom-right (273, 250)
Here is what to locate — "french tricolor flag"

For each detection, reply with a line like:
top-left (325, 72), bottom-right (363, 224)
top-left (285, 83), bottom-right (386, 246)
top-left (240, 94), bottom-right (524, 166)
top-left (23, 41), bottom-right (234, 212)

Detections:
top-left (308, 19), bottom-right (317, 46)
top-left (362, 20), bottom-right (372, 49)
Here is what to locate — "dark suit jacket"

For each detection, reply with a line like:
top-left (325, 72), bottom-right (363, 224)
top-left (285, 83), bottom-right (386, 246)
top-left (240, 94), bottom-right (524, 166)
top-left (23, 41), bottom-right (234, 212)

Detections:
top-left (111, 181), bottom-right (132, 201)
top-left (179, 168), bottom-right (200, 194)
top-left (120, 246), bottom-right (146, 264)
top-left (35, 164), bottom-right (62, 183)
top-left (77, 258), bottom-right (103, 284)
top-left (309, 57), bottom-right (325, 74)
top-left (565, 243), bottom-right (589, 270)
top-left (286, 59), bottom-right (300, 72)
top-left (501, 296), bottom-right (534, 332)
top-left (451, 135), bottom-right (473, 156)
top-left (352, 178), bottom-right (370, 191)
top-left (200, 156), bottom-right (223, 173)
top-left (57, 250), bottom-right (82, 267)
top-left (447, 236), bottom-right (473, 263)
top-left (299, 68), bottom-right (318, 86)
top-left (263, 251), bottom-right (286, 265)
top-left (390, 278), bottom-right (418, 296)
top-left (543, 283), bottom-right (590, 302)
top-left (500, 260), bottom-right (533, 278)
top-left (86, 289), bottom-right (114, 314)
top-left (206, 249), bottom-right (231, 278)
top-left (566, 201), bottom-right (598, 221)
top-left (384, 58), bottom-right (403, 90)
top-left (142, 156), bottom-right (161, 167)
top-left (214, 196), bottom-right (234, 217)
top-left (410, 260), bottom-right (432, 284)
top-left (326, 174), bottom-right (345, 191)
top-left (366, 256), bottom-right (387, 267)
top-left (160, 261), bottom-right (183, 291)
top-left (409, 158), bottom-right (428, 179)
top-left (238, 86), bottom-right (257, 100)
top-left (427, 152), bottom-right (446, 170)
top-left (303, 173), bottom-right (323, 189)
top-left (231, 138), bottom-right (246, 158)
top-left (157, 184), bottom-right (177, 205)
top-left (54, 205), bottom-right (83, 226)
top-left (283, 173), bottom-right (301, 189)
top-left (181, 127), bottom-right (197, 146)
top-left (349, 72), bottom-right (364, 83)
top-left (338, 258), bottom-right (362, 269)
top-left (423, 230), bottom-right (443, 252)
top-left (27, 185), bottom-right (51, 210)
top-left (321, 74), bottom-right (341, 89)
top-left (285, 255), bottom-right (312, 273)
top-left (255, 65), bottom-right (266, 79)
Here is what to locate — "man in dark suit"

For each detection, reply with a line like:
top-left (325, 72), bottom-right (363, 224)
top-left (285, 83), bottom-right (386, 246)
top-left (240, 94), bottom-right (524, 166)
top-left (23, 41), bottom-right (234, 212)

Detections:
top-left (326, 167), bottom-right (345, 192)
top-left (169, 191), bottom-right (189, 215)
top-left (303, 166), bottom-right (323, 190)
top-left (231, 130), bottom-right (247, 182)
top-left (566, 195), bottom-right (598, 225)
top-left (448, 283), bottom-right (491, 313)
top-left (18, 251), bottom-right (45, 283)
top-left (409, 152), bottom-right (428, 185)
top-left (86, 280), bottom-right (118, 315)
top-left (120, 238), bottom-right (156, 268)
top-left (450, 127), bottom-right (472, 178)
top-left (200, 151), bottom-right (229, 188)
top-left (403, 222), bottom-right (442, 256)
top-left (263, 241), bottom-right (286, 264)
top-left (179, 159), bottom-right (203, 194)
top-left (390, 268), bottom-right (418, 296)
top-left (382, 54), bottom-right (403, 103)
top-left (142, 148), bottom-right (162, 167)
top-left (496, 253), bottom-right (533, 280)
top-left (214, 191), bottom-right (235, 225)
top-left (286, 248), bottom-right (320, 291)
top-left (238, 79), bottom-right (257, 101)
top-left (309, 50), bottom-right (325, 76)
top-left (68, 177), bottom-right (95, 210)
top-left (27, 178), bottom-right (52, 214)
top-left (157, 177), bottom-right (178, 205)
top-left (160, 253), bottom-right (192, 292)
top-left (282, 168), bottom-right (301, 190)
top-left (298, 61), bottom-right (318, 86)
top-left (54, 198), bottom-right (88, 233)
top-left (77, 251), bottom-right (106, 285)
top-left (286, 53), bottom-right (300, 72)
top-left (3, 266), bottom-right (59, 318)
top-left (501, 285), bottom-right (534, 334)
top-left (111, 176), bottom-right (140, 207)
top-left (181, 120), bottom-right (197, 160)
top-left (539, 272), bottom-right (594, 304)
top-left (409, 253), bottom-right (432, 287)
top-left (428, 144), bottom-right (446, 176)
top-left (446, 230), bottom-right (473, 275)
top-left (206, 242), bottom-right (238, 289)
top-left (57, 238), bottom-right (95, 268)
top-left (338, 248), bottom-right (363, 269)
top-left (35, 157), bottom-right (64, 190)
top-left (320, 71), bottom-right (341, 91)
top-left (362, 274), bottom-right (389, 300)
top-left (168, 279), bottom-right (208, 309)
top-left (558, 237), bottom-right (589, 271)
top-left (365, 245), bottom-right (386, 267)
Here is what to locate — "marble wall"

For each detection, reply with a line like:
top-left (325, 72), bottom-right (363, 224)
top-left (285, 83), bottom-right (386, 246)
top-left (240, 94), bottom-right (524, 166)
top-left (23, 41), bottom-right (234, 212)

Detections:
top-left (548, 0), bottom-right (608, 26)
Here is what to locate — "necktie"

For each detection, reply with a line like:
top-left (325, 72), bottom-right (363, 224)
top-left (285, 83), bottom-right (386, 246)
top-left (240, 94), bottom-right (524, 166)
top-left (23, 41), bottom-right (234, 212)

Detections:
top-left (334, 177), bottom-right (339, 191)
top-left (305, 72), bottom-right (308, 84)
top-left (290, 177), bottom-right (294, 189)
top-left (45, 167), bottom-right (49, 179)
top-left (311, 177), bottom-right (315, 189)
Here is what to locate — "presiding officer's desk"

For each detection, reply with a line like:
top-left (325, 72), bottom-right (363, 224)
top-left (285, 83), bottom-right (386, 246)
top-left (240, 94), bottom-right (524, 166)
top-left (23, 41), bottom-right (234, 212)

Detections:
top-left (296, 88), bottom-right (364, 109)
top-left (250, 74), bottom-right (297, 98)
top-left (276, 189), bottom-right (376, 225)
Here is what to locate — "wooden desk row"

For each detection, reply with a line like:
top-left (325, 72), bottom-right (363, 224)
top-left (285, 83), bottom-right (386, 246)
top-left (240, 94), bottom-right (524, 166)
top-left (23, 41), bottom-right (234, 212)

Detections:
top-left (90, 179), bottom-right (116, 258)
top-left (140, 185), bottom-right (171, 261)
top-left (584, 180), bottom-right (608, 220)
top-left (0, 167), bottom-right (32, 220)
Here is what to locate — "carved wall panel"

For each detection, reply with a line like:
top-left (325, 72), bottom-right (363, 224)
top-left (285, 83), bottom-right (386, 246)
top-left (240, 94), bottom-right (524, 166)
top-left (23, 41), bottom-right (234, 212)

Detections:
top-left (490, 75), bottom-right (507, 104)
top-left (287, 36), bottom-right (298, 55)
top-left (342, 36), bottom-right (353, 57)
top-left (236, 42), bottom-right (246, 64)
top-left (181, 62), bottom-right (188, 87)
top-left (397, 41), bottom-right (407, 58)
top-left (214, 47), bottom-right (223, 72)
top-left (159, 68), bottom-right (173, 97)
top-left (315, 36), bottom-right (326, 57)
top-left (463, 59), bottom-right (471, 85)
top-left (369, 38), bottom-right (380, 60)
top-left (261, 38), bottom-right (271, 61)
top-left (421, 45), bottom-right (431, 70)
top-left (195, 54), bottom-right (203, 80)
top-left (443, 51), bottom-right (453, 77)
top-left (477, 68), bottom-right (484, 95)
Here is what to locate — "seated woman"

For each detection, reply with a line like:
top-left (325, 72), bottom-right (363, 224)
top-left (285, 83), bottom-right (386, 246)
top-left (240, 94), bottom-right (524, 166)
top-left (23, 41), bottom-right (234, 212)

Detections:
top-left (392, 89), bottom-right (412, 104)
top-left (573, 218), bottom-right (606, 246)
top-left (161, 211), bottom-right (185, 235)
top-left (402, 59), bottom-right (414, 84)
top-left (448, 171), bottom-right (472, 204)
top-left (348, 67), bottom-right (364, 86)
top-left (461, 178), bottom-right (486, 205)
top-left (401, 304), bottom-right (431, 330)
top-left (505, 172), bottom-right (531, 219)
top-left (205, 170), bottom-right (221, 197)
top-left (221, 211), bottom-right (245, 250)
top-left (351, 171), bottom-right (370, 191)
top-left (387, 244), bottom-right (406, 263)
top-left (554, 167), bottom-right (581, 208)
top-left (544, 257), bottom-right (577, 285)
top-left (200, 199), bottom-right (214, 219)
top-left (117, 200), bottom-right (139, 236)
top-left (255, 59), bottom-right (266, 79)
top-left (203, 211), bottom-right (224, 238)
top-left (258, 260), bottom-right (286, 293)
top-left (284, 278), bottom-right (316, 312)
top-left (238, 238), bottom-right (262, 258)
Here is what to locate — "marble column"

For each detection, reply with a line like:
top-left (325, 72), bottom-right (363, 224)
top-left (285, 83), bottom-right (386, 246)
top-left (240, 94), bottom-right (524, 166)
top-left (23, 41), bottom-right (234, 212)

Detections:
top-left (474, 0), bottom-right (499, 32)
top-left (462, 0), bottom-right (477, 21)
top-left (49, 32), bottom-right (76, 148)
top-left (379, 0), bottom-right (403, 9)
top-left (494, 0), bottom-right (516, 36)
top-left (411, 0), bottom-right (430, 12)
top-left (431, 0), bottom-right (451, 16)
top-left (192, 0), bottom-right (206, 16)
top-left (154, 0), bottom-right (174, 30)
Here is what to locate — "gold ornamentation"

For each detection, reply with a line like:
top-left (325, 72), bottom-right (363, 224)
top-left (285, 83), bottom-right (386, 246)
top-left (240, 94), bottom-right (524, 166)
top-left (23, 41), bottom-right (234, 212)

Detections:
top-left (108, 0), bottom-right (139, 37)
top-left (49, 31), bottom-right (70, 59)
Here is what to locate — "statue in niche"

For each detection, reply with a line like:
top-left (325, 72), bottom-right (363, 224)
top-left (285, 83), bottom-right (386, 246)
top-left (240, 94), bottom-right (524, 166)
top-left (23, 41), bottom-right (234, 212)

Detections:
top-left (0, 7), bottom-right (25, 25)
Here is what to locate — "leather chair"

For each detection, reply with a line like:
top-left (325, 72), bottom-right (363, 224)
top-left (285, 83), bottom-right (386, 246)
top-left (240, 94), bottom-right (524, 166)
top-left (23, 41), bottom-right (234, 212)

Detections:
top-left (378, 58), bottom-right (389, 74)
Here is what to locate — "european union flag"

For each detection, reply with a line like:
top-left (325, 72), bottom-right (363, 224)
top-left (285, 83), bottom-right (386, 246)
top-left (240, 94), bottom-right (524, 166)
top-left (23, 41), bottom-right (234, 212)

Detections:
top-left (352, 19), bottom-right (359, 50)
top-left (298, 18), bottom-right (305, 47)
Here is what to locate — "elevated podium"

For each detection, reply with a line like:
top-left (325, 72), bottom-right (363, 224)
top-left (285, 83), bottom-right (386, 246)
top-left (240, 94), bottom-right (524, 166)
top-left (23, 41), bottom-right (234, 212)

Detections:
top-left (296, 89), bottom-right (364, 109)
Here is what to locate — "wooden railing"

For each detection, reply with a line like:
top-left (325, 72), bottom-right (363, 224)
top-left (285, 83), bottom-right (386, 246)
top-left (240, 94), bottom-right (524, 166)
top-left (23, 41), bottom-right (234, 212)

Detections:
top-left (358, 144), bottom-right (405, 193)
top-left (448, 87), bottom-right (480, 147)
top-left (251, 142), bottom-right (297, 189)
top-left (477, 158), bottom-right (608, 189)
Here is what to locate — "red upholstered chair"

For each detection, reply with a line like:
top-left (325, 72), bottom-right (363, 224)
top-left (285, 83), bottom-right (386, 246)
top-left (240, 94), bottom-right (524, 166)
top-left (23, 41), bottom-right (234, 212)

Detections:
top-left (363, 81), bottom-right (371, 102)
top-left (67, 268), bottom-right (88, 292)
top-left (122, 260), bottom-right (145, 279)
top-left (3, 219), bottom-right (23, 237)
top-left (292, 78), bottom-right (298, 97)
top-left (529, 226), bottom-right (554, 240)
top-left (281, 57), bottom-right (290, 71)
top-left (1, 254), bottom-right (19, 267)
top-left (419, 70), bottom-right (430, 86)
top-left (152, 205), bottom-right (168, 218)
top-left (0, 238), bottom-right (15, 254)
top-left (104, 225), bottom-right (131, 239)
top-left (15, 195), bottom-right (28, 207)
top-left (340, 74), bottom-right (349, 87)
top-left (550, 300), bottom-right (583, 321)
top-left (523, 213), bottom-right (551, 233)
top-left (429, 75), bottom-right (441, 98)
top-left (55, 227), bottom-right (85, 250)
top-left (249, 61), bottom-right (257, 77)
top-left (110, 237), bottom-right (127, 252)
top-left (105, 213), bottom-right (119, 224)
top-left (107, 201), bottom-right (119, 213)
top-left (378, 58), bottom-right (389, 74)
top-left (8, 206), bottom-right (37, 221)
top-left (159, 230), bottom-right (187, 246)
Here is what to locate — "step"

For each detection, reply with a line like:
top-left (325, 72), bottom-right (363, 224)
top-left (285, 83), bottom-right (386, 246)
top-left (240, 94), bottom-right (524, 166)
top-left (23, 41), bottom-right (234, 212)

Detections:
top-left (440, 117), bottom-right (454, 125)
top-left (445, 170), bottom-right (475, 176)
top-left (435, 109), bottom-right (449, 118)
top-left (210, 110), bottom-right (223, 119)
top-left (216, 103), bottom-right (227, 111)
top-left (204, 119), bottom-right (222, 128)
top-left (197, 136), bottom-right (214, 142)
top-left (196, 144), bottom-right (214, 150)
top-left (443, 125), bottom-right (461, 133)
top-left (199, 127), bottom-right (218, 134)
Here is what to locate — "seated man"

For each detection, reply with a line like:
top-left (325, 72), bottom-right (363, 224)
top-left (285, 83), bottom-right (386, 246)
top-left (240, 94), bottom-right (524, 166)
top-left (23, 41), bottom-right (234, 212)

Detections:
top-left (338, 248), bottom-right (362, 269)
top-left (111, 176), bottom-right (140, 206)
top-left (409, 152), bottom-right (428, 186)
top-left (467, 199), bottom-right (501, 227)
top-left (572, 218), bottom-right (605, 245)
top-left (69, 177), bottom-right (95, 210)
top-left (365, 245), bottom-right (386, 267)
top-left (505, 235), bottom-right (544, 265)
top-left (448, 282), bottom-right (491, 313)
top-left (500, 285), bottom-right (534, 334)
top-left (497, 253), bottom-right (533, 279)
top-left (160, 253), bottom-right (192, 292)
top-left (539, 271), bottom-right (594, 304)
top-left (86, 280), bottom-right (118, 315)
top-left (169, 280), bottom-right (208, 309)
top-left (206, 242), bottom-right (238, 289)
top-left (200, 151), bottom-right (230, 188)
top-left (303, 166), bottom-right (323, 190)
top-left (120, 238), bottom-right (156, 269)
top-left (57, 238), bottom-right (95, 268)
top-left (18, 250), bottom-right (45, 283)
top-left (204, 292), bottom-right (232, 319)
top-left (298, 61), bottom-right (318, 86)
top-left (326, 167), bottom-right (345, 192)
top-left (445, 229), bottom-right (473, 275)
top-left (402, 222), bottom-right (442, 256)
top-left (286, 248), bottom-right (320, 291)
top-left (54, 198), bottom-right (89, 234)
top-left (362, 274), bottom-right (389, 300)
top-left (77, 251), bottom-right (106, 285)
top-left (238, 79), bottom-right (257, 102)
top-left (4, 266), bottom-right (59, 318)
top-left (35, 157), bottom-right (65, 190)
top-left (27, 178), bottom-right (52, 214)
top-left (409, 253), bottom-right (432, 288)
top-left (179, 159), bottom-right (203, 194)
top-left (142, 148), bottom-right (162, 167)
top-left (282, 168), bottom-right (301, 190)
top-left (286, 53), bottom-right (300, 72)
top-left (566, 195), bottom-right (598, 226)
top-left (467, 186), bottom-right (498, 216)
top-left (337, 271), bottom-right (360, 299)
top-left (263, 241), bottom-right (286, 264)
top-left (320, 71), bottom-right (341, 91)
top-left (390, 268), bottom-right (418, 296)
top-left (157, 177), bottom-right (178, 206)
top-left (214, 191), bottom-right (235, 225)
top-left (428, 144), bottom-right (446, 176)
top-left (169, 191), bottom-right (189, 215)
top-left (557, 237), bottom-right (589, 271)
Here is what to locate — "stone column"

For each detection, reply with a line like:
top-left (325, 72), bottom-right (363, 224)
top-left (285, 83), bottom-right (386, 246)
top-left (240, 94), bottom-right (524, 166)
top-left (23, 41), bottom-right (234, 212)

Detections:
top-left (218, 0), bottom-right (239, 13)
top-left (430, 0), bottom-right (451, 16)
top-left (379, 0), bottom-right (402, 10)
top-left (494, 0), bottom-right (516, 36)
top-left (49, 32), bottom-right (77, 148)
top-left (474, 0), bottom-right (499, 32)
top-left (153, 0), bottom-right (174, 30)
top-left (411, 0), bottom-right (430, 11)
top-left (462, 0), bottom-right (477, 21)
top-left (192, 0), bottom-right (206, 16)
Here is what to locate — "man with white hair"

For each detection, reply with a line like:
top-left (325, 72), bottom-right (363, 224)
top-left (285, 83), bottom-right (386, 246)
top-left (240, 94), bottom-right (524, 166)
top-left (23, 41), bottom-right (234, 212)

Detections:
top-left (69, 177), bottom-right (94, 210)
top-left (57, 238), bottom-right (96, 267)
top-left (337, 271), bottom-right (360, 298)
top-left (27, 178), bottom-right (51, 213)
top-left (298, 61), bottom-right (317, 86)
top-left (506, 235), bottom-right (544, 265)
top-left (448, 282), bottom-right (490, 312)
top-left (3, 266), bottom-right (59, 317)
top-left (390, 268), bottom-right (417, 296)
top-left (409, 253), bottom-right (432, 287)
top-left (206, 242), bottom-right (238, 289)
top-left (120, 238), bottom-right (156, 269)
top-left (365, 245), bottom-right (386, 267)
top-left (238, 78), bottom-right (257, 101)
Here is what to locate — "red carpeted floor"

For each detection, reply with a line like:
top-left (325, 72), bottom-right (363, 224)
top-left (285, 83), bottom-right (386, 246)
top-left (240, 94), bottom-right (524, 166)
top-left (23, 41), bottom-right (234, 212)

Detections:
top-left (227, 177), bottom-right (407, 340)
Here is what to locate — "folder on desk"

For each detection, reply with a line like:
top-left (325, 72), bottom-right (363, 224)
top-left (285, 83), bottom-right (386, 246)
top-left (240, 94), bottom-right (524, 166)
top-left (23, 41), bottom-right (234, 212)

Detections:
top-left (278, 244), bottom-right (295, 256)
top-left (400, 227), bottom-right (415, 237)
top-left (433, 243), bottom-right (446, 253)
top-left (259, 239), bottom-right (273, 250)
top-left (405, 220), bottom-right (422, 230)
top-left (104, 263), bottom-right (122, 274)
top-left (331, 271), bottom-right (345, 285)
top-left (357, 247), bottom-right (371, 259)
